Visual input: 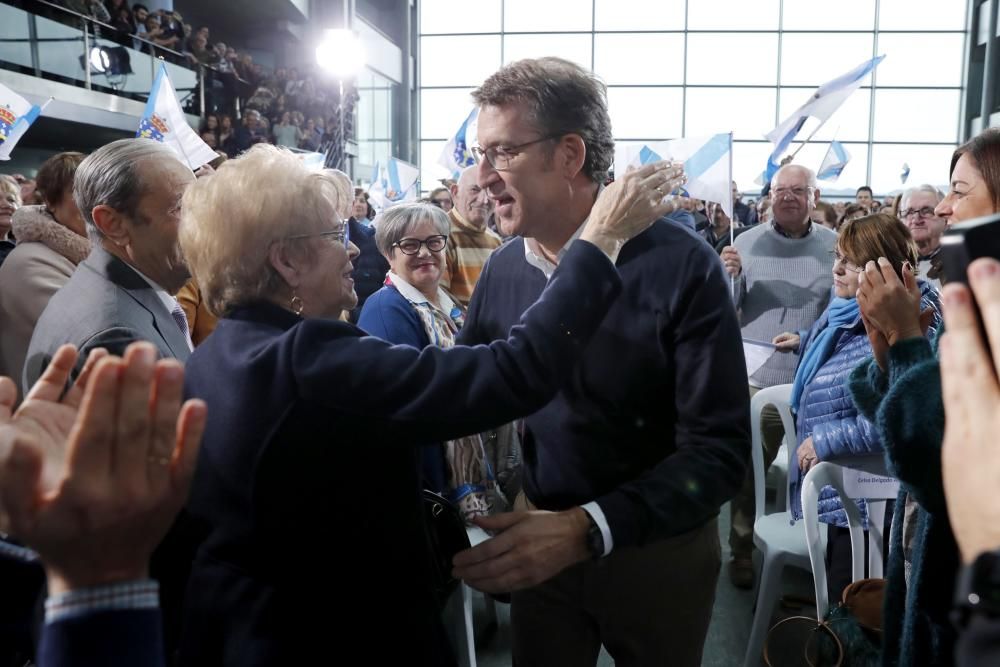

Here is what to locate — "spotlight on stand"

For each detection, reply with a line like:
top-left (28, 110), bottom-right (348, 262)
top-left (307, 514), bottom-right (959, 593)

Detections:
top-left (315, 29), bottom-right (364, 79)
top-left (316, 29), bottom-right (365, 171)
top-left (79, 45), bottom-right (133, 89)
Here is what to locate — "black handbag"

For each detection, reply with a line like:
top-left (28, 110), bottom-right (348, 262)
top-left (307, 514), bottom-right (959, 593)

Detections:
top-left (421, 489), bottom-right (471, 602)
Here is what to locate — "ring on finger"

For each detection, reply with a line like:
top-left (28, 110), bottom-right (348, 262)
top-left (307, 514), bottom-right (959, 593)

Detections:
top-left (654, 186), bottom-right (665, 196)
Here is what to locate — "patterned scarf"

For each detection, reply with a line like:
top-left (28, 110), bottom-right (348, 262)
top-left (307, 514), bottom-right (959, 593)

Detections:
top-left (385, 273), bottom-right (495, 522)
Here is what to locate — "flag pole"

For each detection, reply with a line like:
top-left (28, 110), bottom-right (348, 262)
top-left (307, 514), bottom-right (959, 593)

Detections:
top-left (729, 132), bottom-right (736, 298)
top-left (787, 118), bottom-right (831, 161)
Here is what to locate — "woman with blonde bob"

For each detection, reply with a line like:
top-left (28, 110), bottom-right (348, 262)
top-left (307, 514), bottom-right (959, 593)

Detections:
top-left (176, 144), bottom-right (682, 666)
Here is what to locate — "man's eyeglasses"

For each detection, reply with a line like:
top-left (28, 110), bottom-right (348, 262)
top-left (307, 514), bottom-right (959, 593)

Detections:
top-left (900, 206), bottom-right (937, 220)
top-left (830, 249), bottom-right (862, 273)
top-left (393, 235), bottom-right (447, 255)
top-left (471, 134), bottom-right (562, 171)
top-left (772, 186), bottom-right (814, 199)
top-left (287, 223), bottom-right (350, 248)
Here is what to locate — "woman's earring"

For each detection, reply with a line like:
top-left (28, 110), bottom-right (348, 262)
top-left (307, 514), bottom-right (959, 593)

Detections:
top-left (290, 293), bottom-right (304, 316)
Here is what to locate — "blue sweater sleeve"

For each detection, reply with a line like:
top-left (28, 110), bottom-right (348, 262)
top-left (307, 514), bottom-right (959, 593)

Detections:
top-left (357, 287), bottom-right (428, 348)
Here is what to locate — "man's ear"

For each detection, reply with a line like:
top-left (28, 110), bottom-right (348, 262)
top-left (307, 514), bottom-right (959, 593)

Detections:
top-left (812, 187), bottom-right (822, 207)
top-left (91, 205), bottom-right (129, 246)
top-left (558, 134), bottom-right (587, 180)
top-left (268, 242), bottom-right (302, 289)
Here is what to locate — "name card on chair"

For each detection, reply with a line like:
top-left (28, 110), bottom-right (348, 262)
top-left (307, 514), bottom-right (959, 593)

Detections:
top-left (843, 469), bottom-right (899, 499)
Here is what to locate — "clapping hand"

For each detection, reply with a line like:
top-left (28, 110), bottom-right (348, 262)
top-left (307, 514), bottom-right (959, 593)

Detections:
top-left (0, 343), bottom-right (206, 594)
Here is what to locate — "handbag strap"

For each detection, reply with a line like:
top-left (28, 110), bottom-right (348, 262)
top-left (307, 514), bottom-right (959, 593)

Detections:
top-left (762, 615), bottom-right (845, 667)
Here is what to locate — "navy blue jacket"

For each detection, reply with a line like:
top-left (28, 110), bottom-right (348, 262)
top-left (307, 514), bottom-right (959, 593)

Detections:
top-left (458, 219), bottom-right (751, 548)
top-left (38, 609), bottom-right (163, 667)
top-left (178, 241), bottom-right (621, 666)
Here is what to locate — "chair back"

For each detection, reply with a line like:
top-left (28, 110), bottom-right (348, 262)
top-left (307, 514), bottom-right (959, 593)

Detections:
top-left (751, 383), bottom-right (797, 522)
top-left (801, 460), bottom-right (896, 619)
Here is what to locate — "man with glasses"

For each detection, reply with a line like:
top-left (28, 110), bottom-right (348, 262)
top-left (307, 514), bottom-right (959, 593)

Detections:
top-left (899, 185), bottom-right (947, 289)
top-left (453, 57), bottom-right (750, 667)
top-left (441, 166), bottom-right (500, 306)
top-left (720, 164), bottom-right (837, 589)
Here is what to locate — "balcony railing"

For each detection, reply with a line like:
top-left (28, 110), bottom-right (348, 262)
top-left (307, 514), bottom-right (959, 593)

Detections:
top-left (0, 0), bottom-right (231, 116)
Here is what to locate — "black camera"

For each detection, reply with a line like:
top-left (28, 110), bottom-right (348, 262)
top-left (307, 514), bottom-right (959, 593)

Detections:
top-left (939, 212), bottom-right (1000, 286)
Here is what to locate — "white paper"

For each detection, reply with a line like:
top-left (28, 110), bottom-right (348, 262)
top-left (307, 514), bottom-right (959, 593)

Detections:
top-left (743, 338), bottom-right (776, 378)
top-left (842, 469), bottom-right (899, 499)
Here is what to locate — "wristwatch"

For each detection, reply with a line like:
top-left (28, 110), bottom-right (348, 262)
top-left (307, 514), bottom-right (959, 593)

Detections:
top-left (584, 511), bottom-right (605, 560)
top-left (954, 549), bottom-right (1000, 628)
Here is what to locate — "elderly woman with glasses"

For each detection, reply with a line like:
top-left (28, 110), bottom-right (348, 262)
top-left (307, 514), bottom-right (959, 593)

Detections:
top-left (359, 203), bottom-right (497, 519)
top-left (174, 144), bottom-right (682, 666)
top-left (771, 213), bottom-right (941, 603)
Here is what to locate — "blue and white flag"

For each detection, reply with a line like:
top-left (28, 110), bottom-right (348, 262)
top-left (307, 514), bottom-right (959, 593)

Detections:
top-left (900, 163), bottom-right (911, 184)
top-left (437, 107), bottom-right (478, 178)
top-left (0, 83), bottom-right (46, 161)
top-left (817, 140), bottom-right (851, 181)
top-left (617, 133), bottom-right (734, 219)
top-left (761, 55), bottom-right (884, 182)
top-left (138, 63), bottom-right (217, 170)
top-left (369, 157), bottom-right (420, 211)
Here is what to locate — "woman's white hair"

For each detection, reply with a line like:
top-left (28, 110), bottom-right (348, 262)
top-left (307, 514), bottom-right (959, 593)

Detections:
top-left (179, 144), bottom-right (352, 316)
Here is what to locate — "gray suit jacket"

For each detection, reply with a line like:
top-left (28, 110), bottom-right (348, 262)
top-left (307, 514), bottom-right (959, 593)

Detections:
top-left (23, 245), bottom-right (191, 392)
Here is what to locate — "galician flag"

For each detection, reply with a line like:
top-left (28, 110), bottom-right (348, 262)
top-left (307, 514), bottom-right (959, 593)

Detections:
top-left (437, 107), bottom-right (478, 178)
top-left (617, 133), bottom-right (734, 219)
top-left (369, 157), bottom-right (420, 211)
top-left (0, 83), bottom-right (47, 161)
top-left (137, 63), bottom-right (217, 170)
top-left (817, 140), bottom-right (851, 181)
top-left (759, 55), bottom-right (885, 184)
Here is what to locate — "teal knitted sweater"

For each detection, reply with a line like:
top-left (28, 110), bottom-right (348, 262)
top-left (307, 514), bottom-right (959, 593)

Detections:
top-left (848, 335), bottom-right (959, 667)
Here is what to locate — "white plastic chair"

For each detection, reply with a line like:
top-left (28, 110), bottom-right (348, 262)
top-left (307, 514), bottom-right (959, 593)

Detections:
top-left (801, 460), bottom-right (893, 619)
top-left (450, 525), bottom-right (498, 667)
top-left (743, 383), bottom-right (821, 667)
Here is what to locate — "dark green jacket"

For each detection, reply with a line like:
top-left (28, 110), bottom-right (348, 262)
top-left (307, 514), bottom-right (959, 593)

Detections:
top-left (849, 335), bottom-right (959, 667)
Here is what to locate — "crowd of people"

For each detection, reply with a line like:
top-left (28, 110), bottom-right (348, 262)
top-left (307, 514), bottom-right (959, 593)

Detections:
top-left (1, 53), bottom-right (1000, 667)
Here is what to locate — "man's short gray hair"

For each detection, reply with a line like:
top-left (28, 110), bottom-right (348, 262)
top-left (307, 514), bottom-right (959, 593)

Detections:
top-left (374, 203), bottom-right (450, 257)
top-left (74, 138), bottom-right (181, 243)
top-left (900, 184), bottom-right (944, 210)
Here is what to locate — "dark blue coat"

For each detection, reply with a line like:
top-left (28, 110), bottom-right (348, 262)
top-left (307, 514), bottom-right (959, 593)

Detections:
top-left (178, 241), bottom-right (621, 666)
top-left (38, 610), bottom-right (163, 667)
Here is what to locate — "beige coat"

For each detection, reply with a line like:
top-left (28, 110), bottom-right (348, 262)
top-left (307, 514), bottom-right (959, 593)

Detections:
top-left (0, 206), bottom-right (90, 384)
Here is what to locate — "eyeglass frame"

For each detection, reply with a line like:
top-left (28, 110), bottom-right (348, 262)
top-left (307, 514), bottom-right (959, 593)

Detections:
top-left (772, 186), bottom-right (816, 199)
top-left (899, 206), bottom-right (938, 220)
top-left (471, 133), bottom-right (563, 171)
top-left (829, 249), bottom-right (862, 273)
top-left (285, 222), bottom-right (351, 248)
top-left (392, 234), bottom-right (448, 255)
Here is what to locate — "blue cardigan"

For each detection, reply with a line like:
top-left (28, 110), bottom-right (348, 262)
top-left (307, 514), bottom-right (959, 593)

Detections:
top-left (789, 282), bottom-right (941, 528)
top-left (358, 284), bottom-right (447, 493)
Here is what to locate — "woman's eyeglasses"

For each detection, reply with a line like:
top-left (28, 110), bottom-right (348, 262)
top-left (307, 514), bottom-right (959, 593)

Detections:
top-left (393, 235), bottom-right (447, 255)
top-left (286, 223), bottom-right (350, 248)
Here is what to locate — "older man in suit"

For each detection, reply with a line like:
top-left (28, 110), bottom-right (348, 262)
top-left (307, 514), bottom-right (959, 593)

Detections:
top-left (22, 138), bottom-right (197, 660)
top-left (23, 138), bottom-right (195, 391)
